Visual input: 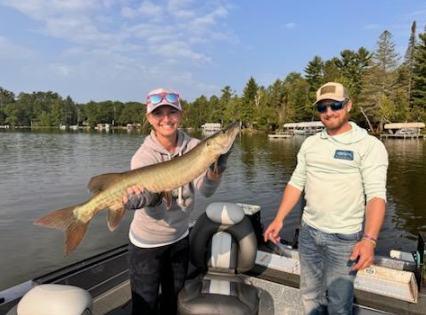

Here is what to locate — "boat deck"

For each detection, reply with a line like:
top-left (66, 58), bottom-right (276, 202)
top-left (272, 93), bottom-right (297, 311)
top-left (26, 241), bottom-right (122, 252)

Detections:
top-left (95, 277), bottom-right (304, 315)
top-left (95, 277), bottom-right (386, 315)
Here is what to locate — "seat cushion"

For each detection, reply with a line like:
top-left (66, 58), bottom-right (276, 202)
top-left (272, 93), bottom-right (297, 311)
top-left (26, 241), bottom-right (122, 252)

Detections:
top-left (178, 274), bottom-right (259, 315)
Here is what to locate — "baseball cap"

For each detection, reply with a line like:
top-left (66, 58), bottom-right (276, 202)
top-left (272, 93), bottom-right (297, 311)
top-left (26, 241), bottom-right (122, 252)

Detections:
top-left (146, 88), bottom-right (182, 114)
top-left (314, 82), bottom-right (349, 105)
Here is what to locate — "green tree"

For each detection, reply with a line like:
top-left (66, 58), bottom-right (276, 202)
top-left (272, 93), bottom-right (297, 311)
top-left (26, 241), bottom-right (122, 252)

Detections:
top-left (304, 55), bottom-right (324, 103)
top-left (241, 77), bottom-right (259, 128)
top-left (412, 24), bottom-right (426, 120)
top-left (323, 58), bottom-right (341, 83)
top-left (359, 30), bottom-right (400, 132)
top-left (336, 47), bottom-right (371, 100)
top-left (404, 21), bottom-right (417, 107)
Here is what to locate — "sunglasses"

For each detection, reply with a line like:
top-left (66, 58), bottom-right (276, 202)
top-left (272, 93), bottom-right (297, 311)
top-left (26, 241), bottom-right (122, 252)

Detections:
top-left (316, 100), bottom-right (348, 113)
top-left (147, 92), bottom-right (180, 105)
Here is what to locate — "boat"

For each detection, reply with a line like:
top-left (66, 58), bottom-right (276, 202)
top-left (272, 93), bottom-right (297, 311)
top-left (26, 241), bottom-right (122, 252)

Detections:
top-left (1, 202), bottom-right (425, 315)
top-left (268, 123), bottom-right (297, 139)
top-left (201, 123), bottom-right (222, 132)
top-left (293, 121), bottom-right (324, 136)
top-left (381, 122), bottom-right (426, 139)
top-left (95, 124), bottom-right (111, 132)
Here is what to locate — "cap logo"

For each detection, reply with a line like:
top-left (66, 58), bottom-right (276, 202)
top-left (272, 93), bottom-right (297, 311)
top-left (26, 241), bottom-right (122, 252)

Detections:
top-left (321, 86), bottom-right (336, 95)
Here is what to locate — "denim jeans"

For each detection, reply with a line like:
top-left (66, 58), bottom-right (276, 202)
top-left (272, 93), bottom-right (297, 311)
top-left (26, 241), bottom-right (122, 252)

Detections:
top-left (128, 236), bottom-right (189, 315)
top-left (298, 222), bottom-right (361, 315)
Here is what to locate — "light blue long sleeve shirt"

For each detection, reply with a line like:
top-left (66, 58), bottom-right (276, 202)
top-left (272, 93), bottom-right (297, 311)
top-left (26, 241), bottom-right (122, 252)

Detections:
top-left (288, 122), bottom-right (388, 234)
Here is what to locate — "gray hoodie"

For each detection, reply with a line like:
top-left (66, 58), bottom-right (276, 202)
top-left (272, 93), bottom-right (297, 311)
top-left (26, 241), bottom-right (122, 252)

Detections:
top-left (129, 129), bottom-right (221, 247)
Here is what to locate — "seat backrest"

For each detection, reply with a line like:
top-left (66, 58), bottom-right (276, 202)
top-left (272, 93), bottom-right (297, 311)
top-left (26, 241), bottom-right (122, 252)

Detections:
top-left (17, 284), bottom-right (92, 315)
top-left (190, 202), bottom-right (257, 274)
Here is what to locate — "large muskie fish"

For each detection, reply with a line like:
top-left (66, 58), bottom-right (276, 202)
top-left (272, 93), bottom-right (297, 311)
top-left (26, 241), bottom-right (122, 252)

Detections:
top-left (34, 122), bottom-right (240, 256)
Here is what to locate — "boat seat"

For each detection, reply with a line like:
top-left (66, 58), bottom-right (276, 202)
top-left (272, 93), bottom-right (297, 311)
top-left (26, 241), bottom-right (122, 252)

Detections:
top-left (16, 284), bottom-right (93, 315)
top-left (177, 202), bottom-right (259, 315)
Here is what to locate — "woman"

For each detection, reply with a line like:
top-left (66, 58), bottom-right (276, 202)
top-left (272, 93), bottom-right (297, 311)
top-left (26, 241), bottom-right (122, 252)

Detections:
top-left (123, 88), bottom-right (229, 315)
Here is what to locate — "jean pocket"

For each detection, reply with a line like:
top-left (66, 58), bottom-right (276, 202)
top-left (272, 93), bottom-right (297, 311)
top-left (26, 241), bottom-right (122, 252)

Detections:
top-left (333, 231), bottom-right (361, 242)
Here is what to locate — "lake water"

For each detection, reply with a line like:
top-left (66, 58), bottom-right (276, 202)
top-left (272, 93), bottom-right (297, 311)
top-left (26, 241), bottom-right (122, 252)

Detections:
top-left (0, 129), bottom-right (425, 291)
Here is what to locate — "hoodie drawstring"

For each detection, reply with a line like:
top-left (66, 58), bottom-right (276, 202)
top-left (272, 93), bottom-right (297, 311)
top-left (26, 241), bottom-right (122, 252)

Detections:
top-left (177, 151), bottom-right (183, 206)
top-left (169, 152), bottom-right (184, 207)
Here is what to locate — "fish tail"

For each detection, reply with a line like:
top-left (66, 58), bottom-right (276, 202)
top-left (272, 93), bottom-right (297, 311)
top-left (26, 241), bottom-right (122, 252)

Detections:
top-left (34, 205), bottom-right (89, 256)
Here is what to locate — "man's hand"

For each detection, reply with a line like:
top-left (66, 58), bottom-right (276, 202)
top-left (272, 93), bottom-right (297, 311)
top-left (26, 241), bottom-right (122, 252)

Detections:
top-left (263, 219), bottom-right (283, 244)
top-left (349, 239), bottom-right (375, 271)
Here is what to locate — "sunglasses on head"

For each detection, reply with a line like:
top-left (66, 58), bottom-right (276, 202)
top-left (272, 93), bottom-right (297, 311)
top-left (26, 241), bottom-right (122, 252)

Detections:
top-left (147, 92), bottom-right (180, 105)
top-left (316, 100), bottom-right (348, 113)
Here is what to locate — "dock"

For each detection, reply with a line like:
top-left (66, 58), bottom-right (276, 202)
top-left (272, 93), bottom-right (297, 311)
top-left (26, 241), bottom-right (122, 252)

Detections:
top-left (381, 134), bottom-right (425, 139)
top-left (268, 133), bottom-right (292, 139)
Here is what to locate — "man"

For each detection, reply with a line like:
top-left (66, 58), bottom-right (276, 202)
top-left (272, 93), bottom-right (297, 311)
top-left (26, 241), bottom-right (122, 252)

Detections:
top-left (264, 82), bottom-right (388, 315)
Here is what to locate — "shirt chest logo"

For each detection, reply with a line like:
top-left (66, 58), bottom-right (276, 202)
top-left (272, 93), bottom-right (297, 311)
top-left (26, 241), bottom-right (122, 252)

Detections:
top-left (334, 150), bottom-right (354, 161)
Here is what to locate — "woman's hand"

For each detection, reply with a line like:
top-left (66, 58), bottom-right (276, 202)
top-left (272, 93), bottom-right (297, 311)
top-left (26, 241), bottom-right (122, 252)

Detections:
top-left (123, 185), bottom-right (148, 210)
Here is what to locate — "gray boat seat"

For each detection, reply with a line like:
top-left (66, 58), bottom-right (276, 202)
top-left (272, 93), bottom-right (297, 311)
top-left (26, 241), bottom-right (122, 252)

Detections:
top-left (17, 284), bottom-right (92, 315)
top-left (178, 202), bottom-right (259, 315)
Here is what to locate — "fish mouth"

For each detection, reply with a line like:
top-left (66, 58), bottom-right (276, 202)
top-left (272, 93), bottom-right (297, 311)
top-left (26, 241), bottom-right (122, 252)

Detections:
top-left (220, 122), bottom-right (240, 152)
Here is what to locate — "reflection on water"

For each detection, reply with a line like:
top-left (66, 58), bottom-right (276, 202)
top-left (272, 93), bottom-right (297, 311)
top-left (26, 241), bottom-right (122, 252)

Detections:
top-left (0, 130), bottom-right (425, 290)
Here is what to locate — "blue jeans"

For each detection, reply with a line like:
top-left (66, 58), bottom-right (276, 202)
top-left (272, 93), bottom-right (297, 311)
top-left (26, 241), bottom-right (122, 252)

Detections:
top-left (298, 222), bottom-right (361, 315)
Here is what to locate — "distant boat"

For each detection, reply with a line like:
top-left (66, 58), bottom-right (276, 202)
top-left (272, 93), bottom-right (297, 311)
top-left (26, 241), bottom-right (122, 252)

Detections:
top-left (201, 123), bottom-right (221, 132)
top-left (95, 123), bottom-right (111, 131)
top-left (292, 121), bottom-right (324, 135)
top-left (269, 122), bottom-right (324, 139)
top-left (126, 123), bottom-right (141, 130)
top-left (381, 122), bottom-right (425, 139)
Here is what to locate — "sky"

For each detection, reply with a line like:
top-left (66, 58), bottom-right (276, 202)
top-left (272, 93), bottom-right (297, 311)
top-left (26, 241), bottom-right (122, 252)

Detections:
top-left (1, 0), bottom-right (426, 103)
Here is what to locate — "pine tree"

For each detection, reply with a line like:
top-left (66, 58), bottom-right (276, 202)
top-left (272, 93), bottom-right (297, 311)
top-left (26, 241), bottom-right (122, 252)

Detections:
top-left (336, 47), bottom-right (371, 100)
top-left (404, 21), bottom-right (417, 107)
top-left (304, 56), bottom-right (324, 103)
top-left (412, 24), bottom-right (426, 120)
top-left (359, 30), bottom-right (400, 132)
top-left (241, 77), bottom-right (259, 129)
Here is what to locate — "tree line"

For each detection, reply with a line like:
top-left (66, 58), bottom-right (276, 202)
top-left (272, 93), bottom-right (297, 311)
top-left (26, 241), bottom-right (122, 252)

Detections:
top-left (1, 24), bottom-right (426, 133)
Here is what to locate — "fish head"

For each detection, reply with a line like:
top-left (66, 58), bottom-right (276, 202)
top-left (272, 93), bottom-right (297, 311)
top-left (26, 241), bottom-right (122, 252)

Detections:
top-left (205, 122), bottom-right (240, 155)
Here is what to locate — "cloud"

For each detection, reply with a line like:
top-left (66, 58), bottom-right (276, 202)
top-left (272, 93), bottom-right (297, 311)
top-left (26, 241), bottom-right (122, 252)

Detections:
top-left (284, 22), bottom-right (296, 29)
top-left (0, 35), bottom-right (34, 60)
top-left (50, 64), bottom-right (73, 76)
top-left (121, 1), bottom-right (163, 19)
top-left (0, 0), bottom-right (235, 101)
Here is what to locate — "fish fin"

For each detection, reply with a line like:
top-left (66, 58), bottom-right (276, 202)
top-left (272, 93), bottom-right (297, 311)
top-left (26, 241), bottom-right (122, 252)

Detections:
top-left (34, 206), bottom-right (89, 256)
top-left (107, 205), bottom-right (126, 232)
top-left (164, 191), bottom-right (173, 209)
top-left (87, 173), bottom-right (122, 195)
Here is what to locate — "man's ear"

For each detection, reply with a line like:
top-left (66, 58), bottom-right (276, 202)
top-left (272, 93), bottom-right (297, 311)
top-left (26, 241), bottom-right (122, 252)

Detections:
top-left (347, 99), bottom-right (353, 112)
